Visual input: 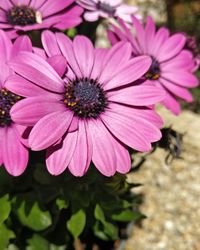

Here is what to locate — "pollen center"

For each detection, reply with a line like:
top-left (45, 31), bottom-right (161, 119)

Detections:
top-left (97, 2), bottom-right (116, 15)
top-left (7, 5), bottom-right (38, 26)
top-left (0, 89), bottom-right (21, 127)
top-left (64, 78), bottom-right (107, 118)
top-left (145, 59), bottom-right (160, 80)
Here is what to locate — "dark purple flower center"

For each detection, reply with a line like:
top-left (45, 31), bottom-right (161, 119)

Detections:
top-left (7, 5), bottom-right (38, 26)
top-left (97, 2), bottom-right (116, 15)
top-left (0, 89), bottom-right (21, 127)
top-left (64, 78), bottom-right (107, 118)
top-left (145, 59), bottom-right (160, 80)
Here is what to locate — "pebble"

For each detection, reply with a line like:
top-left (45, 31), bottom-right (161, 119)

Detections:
top-left (126, 109), bottom-right (200, 250)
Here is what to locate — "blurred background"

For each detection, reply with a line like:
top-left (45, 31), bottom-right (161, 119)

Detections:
top-left (121, 1), bottom-right (200, 250)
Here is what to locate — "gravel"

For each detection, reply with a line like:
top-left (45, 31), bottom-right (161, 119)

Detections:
top-left (126, 108), bottom-right (200, 250)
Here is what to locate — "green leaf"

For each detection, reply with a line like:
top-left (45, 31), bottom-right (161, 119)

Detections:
top-left (56, 199), bottom-right (68, 210)
top-left (26, 234), bottom-right (49, 250)
top-left (0, 224), bottom-right (15, 250)
top-left (0, 195), bottom-right (11, 224)
top-left (94, 204), bottom-right (105, 223)
top-left (93, 222), bottom-right (109, 241)
top-left (112, 210), bottom-right (143, 222)
top-left (67, 209), bottom-right (86, 239)
top-left (6, 244), bottom-right (19, 250)
top-left (16, 201), bottom-right (52, 231)
top-left (103, 222), bottom-right (119, 240)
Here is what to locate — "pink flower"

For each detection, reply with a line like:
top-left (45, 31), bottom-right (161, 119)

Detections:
top-left (108, 17), bottom-right (199, 115)
top-left (7, 32), bottom-right (165, 177)
top-left (0, 0), bottom-right (83, 39)
top-left (0, 30), bottom-right (34, 176)
top-left (183, 34), bottom-right (200, 72)
top-left (76, 0), bottom-right (139, 23)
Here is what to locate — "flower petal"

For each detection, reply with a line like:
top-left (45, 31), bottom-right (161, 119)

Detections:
top-left (29, 110), bottom-right (73, 150)
top-left (162, 71), bottom-right (199, 88)
top-left (11, 35), bottom-right (33, 57)
top-left (99, 42), bottom-right (132, 84)
top-left (5, 74), bottom-right (49, 97)
top-left (9, 52), bottom-right (64, 93)
top-left (159, 78), bottom-right (193, 102)
top-left (3, 125), bottom-right (28, 176)
top-left (73, 35), bottom-right (94, 78)
top-left (104, 56), bottom-right (152, 90)
top-left (88, 119), bottom-right (116, 176)
top-left (41, 30), bottom-right (61, 57)
top-left (46, 131), bottom-right (78, 175)
top-left (157, 34), bottom-right (186, 62)
top-left (47, 55), bottom-right (68, 77)
top-left (108, 82), bottom-right (165, 106)
top-left (56, 32), bottom-right (83, 79)
top-left (11, 96), bottom-right (65, 126)
top-left (68, 120), bottom-right (92, 176)
top-left (101, 111), bottom-right (153, 152)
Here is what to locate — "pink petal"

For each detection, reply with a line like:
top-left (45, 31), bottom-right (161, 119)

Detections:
top-left (149, 27), bottom-right (169, 56)
top-left (107, 102), bottom-right (163, 129)
top-left (11, 96), bottom-right (65, 126)
top-left (29, 111), bottom-right (73, 151)
top-left (104, 56), bottom-right (152, 90)
top-left (161, 50), bottom-right (194, 72)
top-left (161, 92), bottom-right (181, 115)
top-left (11, 35), bottom-right (33, 57)
top-left (156, 34), bottom-right (186, 62)
top-left (88, 119), bottom-right (116, 176)
top-left (162, 71), bottom-right (199, 88)
top-left (41, 30), bottom-right (61, 57)
top-left (46, 131), bottom-right (78, 175)
top-left (56, 32), bottom-right (82, 79)
top-left (39, 0), bottom-right (74, 17)
top-left (84, 11), bottom-right (100, 21)
top-left (114, 142), bottom-right (131, 174)
top-left (68, 116), bottom-right (79, 132)
top-left (68, 120), bottom-right (92, 176)
top-left (90, 48), bottom-right (108, 80)
top-left (101, 112), bottom-right (153, 152)
top-left (108, 83), bottom-right (166, 106)
top-left (5, 74), bottom-right (50, 97)
top-left (159, 78), bottom-right (193, 102)
top-left (131, 16), bottom-right (146, 53)
top-left (73, 36), bottom-right (94, 78)
top-left (117, 18), bottom-right (141, 54)
top-left (99, 42), bottom-right (132, 84)
top-left (145, 16), bottom-right (156, 53)
top-left (0, 30), bottom-right (12, 84)
top-left (9, 52), bottom-right (64, 93)
top-left (47, 55), bottom-right (68, 77)
top-left (0, 128), bottom-right (5, 165)
top-left (3, 125), bottom-right (28, 176)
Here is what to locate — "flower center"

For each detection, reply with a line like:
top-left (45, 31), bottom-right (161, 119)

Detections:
top-left (145, 59), bottom-right (160, 80)
top-left (97, 2), bottom-right (116, 15)
top-left (7, 5), bottom-right (40, 26)
top-left (0, 89), bottom-right (21, 127)
top-left (64, 78), bottom-right (107, 118)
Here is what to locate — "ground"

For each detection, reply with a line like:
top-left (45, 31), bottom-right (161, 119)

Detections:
top-left (126, 108), bottom-right (200, 250)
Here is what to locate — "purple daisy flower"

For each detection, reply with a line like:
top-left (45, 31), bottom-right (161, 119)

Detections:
top-left (184, 34), bottom-right (200, 72)
top-left (7, 32), bottom-right (165, 177)
top-left (76, 0), bottom-right (139, 23)
top-left (108, 16), bottom-right (199, 115)
top-left (0, 30), bottom-right (35, 176)
top-left (0, 0), bottom-right (83, 39)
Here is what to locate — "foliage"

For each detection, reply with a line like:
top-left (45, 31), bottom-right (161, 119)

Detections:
top-left (0, 155), bottom-right (143, 249)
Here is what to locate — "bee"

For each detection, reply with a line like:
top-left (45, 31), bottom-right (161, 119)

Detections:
top-left (156, 127), bottom-right (184, 164)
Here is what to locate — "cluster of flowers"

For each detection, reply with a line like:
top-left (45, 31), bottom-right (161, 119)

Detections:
top-left (0, 0), bottom-right (198, 177)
